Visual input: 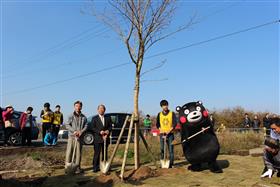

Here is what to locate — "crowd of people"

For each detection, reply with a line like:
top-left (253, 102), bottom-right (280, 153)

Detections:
top-left (1, 101), bottom-right (280, 177)
top-left (243, 113), bottom-right (277, 134)
top-left (63, 99), bottom-right (177, 174)
top-left (0, 103), bottom-right (64, 147)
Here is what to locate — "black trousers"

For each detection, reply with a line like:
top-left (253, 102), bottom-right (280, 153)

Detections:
top-left (93, 141), bottom-right (108, 170)
top-left (2, 125), bottom-right (7, 144)
top-left (42, 123), bottom-right (52, 142)
top-left (54, 125), bottom-right (60, 138)
top-left (22, 127), bottom-right (32, 146)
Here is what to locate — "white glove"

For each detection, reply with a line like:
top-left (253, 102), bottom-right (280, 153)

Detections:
top-left (261, 169), bottom-right (273, 178)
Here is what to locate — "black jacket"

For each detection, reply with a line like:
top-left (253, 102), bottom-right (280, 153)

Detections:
top-left (243, 117), bottom-right (252, 128)
top-left (91, 115), bottom-right (112, 144)
top-left (263, 117), bottom-right (271, 129)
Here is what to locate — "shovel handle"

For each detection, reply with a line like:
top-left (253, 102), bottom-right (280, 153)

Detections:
top-left (103, 138), bottom-right (107, 161)
top-left (172, 126), bottom-right (211, 145)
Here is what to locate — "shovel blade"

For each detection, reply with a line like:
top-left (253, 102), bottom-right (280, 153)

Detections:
top-left (65, 163), bottom-right (79, 175)
top-left (160, 159), bottom-right (170, 169)
top-left (100, 162), bottom-right (110, 174)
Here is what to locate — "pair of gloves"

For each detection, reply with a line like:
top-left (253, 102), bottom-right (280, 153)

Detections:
top-left (261, 169), bottom-right (273, 178)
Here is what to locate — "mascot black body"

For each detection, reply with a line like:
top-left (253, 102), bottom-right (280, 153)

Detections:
top-left (176, 101), bottom-right (222, 173)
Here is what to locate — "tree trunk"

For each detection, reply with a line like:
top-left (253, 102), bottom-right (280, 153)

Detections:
top-left (133, 69), bottom-right (140, 169)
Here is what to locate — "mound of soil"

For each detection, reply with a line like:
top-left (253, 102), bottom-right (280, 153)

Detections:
top-left (93, 166), bottom-right (183, 185)
top-left (130, 166), bottom-right (157, 181)
top-left (93, 172), bottom-right (121, 186)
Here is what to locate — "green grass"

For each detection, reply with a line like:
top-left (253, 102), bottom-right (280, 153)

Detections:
top-left (26, 152), bottom-right (42, 161)
top-left (217, 131), bottom-right (264, 155)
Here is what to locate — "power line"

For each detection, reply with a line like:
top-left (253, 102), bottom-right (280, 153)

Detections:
top-left (6, 1), bottom-right (240, 74)
top-left (1, 48), bottom-right (118, 79)
top-left (3, 19), bottom-right (279, 96)
top-left (3, 1), bottom-right (242, 78)
top-left (7, 26), bottom-right (110, 73)
top-left (146, 19), bottom-right (280, 59)
top-left (2, 62), bottom-right (131, 96)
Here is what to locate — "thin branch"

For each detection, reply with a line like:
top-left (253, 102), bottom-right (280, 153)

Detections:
top-left (108, 0), bottom-right (138, 29)
top-left (141, 0), bottom-right (151, 22)
top-left (145, 13), bottom-right (197, 51)
top-left (126, 23), bottom-right (137, 64)
top-left (127, 0), bottom-right (140, 26)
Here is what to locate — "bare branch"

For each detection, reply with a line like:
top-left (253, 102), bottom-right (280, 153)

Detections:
top-left (108, 0), bottom-right (139, 29)
top-left (141, 0), bottom-right (151, 23)
top-left (145, 13), bottom-right (198, 51)
top-left (126, 23), bottom-right (137, 64)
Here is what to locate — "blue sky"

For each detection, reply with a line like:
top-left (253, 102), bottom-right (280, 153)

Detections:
top-left (1, 0), bottom-right (279, 118)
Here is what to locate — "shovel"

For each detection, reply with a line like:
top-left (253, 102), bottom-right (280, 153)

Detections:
top-left (65, 137), bottom-right (79, 175)
top-left (160, 135), bottom-right (170, 168)
top-left (100, 136), bottom-right (110, 174)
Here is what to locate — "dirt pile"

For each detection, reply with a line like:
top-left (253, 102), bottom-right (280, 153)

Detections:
top-left (130, 166), bottom-right (157, 180)
top-left (93, 166), bottom-right (156, 185)
top-left (93, 166), bottom-right (183, 185)
top-left (93, 172), bottom-right (121, 186)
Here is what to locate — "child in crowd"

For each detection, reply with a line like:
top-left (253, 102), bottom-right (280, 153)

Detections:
top-left (44, 126), bottom-right (57, 146)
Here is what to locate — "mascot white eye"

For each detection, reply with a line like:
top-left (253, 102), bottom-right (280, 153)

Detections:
top-left (196, 106), bottom-right (201, 111)
top-left (184, 109), bottom-right (190, 115)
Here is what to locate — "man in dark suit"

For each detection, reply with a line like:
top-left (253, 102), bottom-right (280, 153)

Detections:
top-left (91, 104), bottom-right (112, 172)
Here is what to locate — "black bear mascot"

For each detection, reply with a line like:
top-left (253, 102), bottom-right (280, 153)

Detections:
top-left (176, 101), bottom-right (223, 173)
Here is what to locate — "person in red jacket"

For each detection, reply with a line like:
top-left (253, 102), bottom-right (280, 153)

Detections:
top-left (20, 107), bottom-right (34, 146)
top-left (2, 105), bottom-right (14, 127)
top-left (2, 105), bottom-right (14, 146)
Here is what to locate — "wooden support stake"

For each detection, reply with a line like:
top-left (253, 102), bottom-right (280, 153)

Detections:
top-left (120, 114), bottom-right (134, 181)
top-left (104, 115), bottom-right (130, 174)
top-left (134, 121), bottom-right (140, 169)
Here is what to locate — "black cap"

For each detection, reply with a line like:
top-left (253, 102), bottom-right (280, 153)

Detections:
top-left (27, 107), bottom-right (33, 111)
top-left (44, 103), bottom-right (50, 108)
top-left (160, 100), bottom-right (168, 107)
top-left (270, 117), bottom-right (280, 127)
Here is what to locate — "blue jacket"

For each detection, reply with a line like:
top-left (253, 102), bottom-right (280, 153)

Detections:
top-left (44, 132), bottom-right (57, 145)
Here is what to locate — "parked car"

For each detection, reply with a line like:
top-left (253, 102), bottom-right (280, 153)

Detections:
top-left (81, 113), bottom-right (132, 145)
top-left (0, 108), bottom-right (39, 146)
top-left (58, 129), bottom-right (69, 139)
